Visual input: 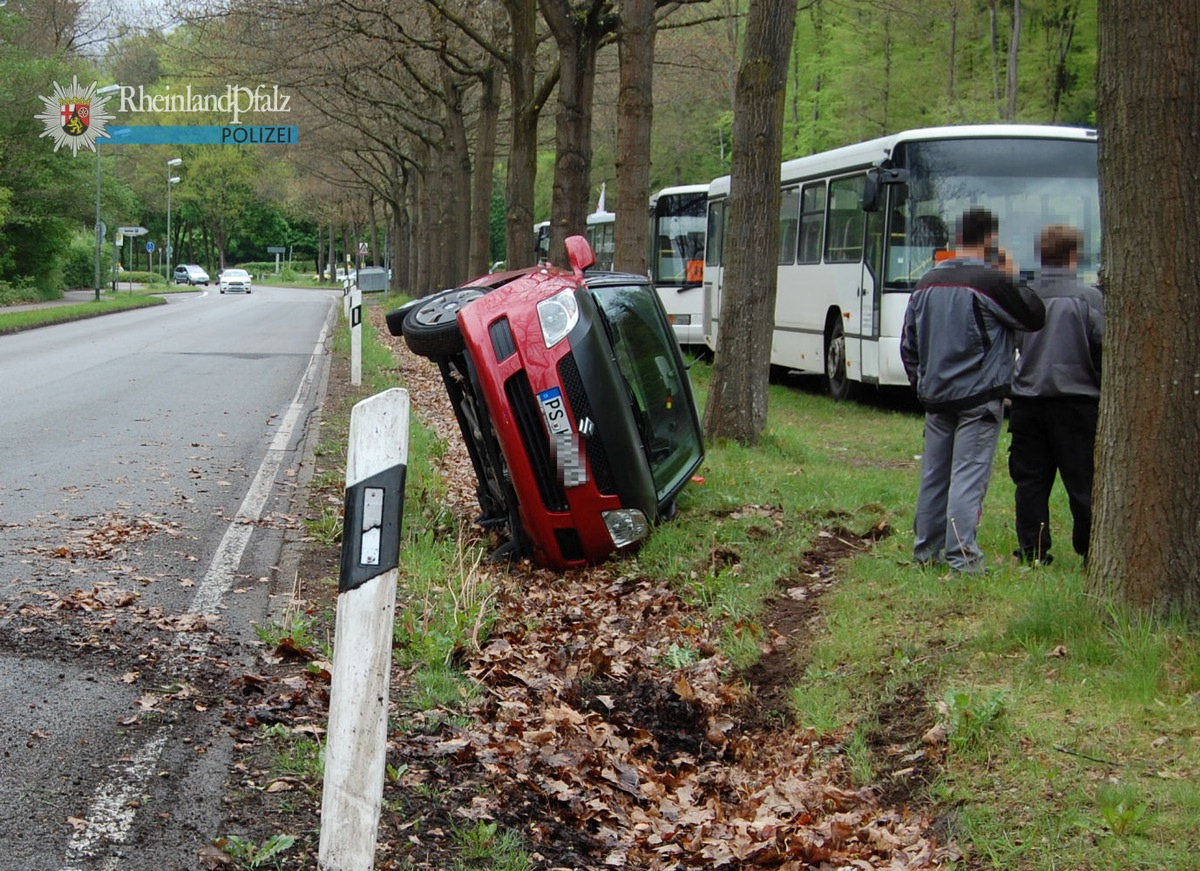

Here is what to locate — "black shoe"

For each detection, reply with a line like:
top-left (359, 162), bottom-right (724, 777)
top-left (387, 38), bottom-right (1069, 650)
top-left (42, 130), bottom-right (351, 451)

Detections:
top-left (1013, 549), bottom-right (1053, 566)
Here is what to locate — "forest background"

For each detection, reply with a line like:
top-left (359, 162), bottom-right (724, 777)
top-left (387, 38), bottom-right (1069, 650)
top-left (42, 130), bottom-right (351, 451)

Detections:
top-left (0, 0), bottom-right (1095, 301)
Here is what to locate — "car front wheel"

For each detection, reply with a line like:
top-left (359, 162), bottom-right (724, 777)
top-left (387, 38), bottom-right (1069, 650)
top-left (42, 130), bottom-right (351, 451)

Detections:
top-left (402, 288), bottom-right (486, 358)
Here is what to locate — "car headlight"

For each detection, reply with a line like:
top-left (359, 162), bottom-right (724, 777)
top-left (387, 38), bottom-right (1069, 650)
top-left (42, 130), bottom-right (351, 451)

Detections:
top-left (537, 288), bottom-right (579, 348)
top-left (601, 509), bottom-right (650, 549)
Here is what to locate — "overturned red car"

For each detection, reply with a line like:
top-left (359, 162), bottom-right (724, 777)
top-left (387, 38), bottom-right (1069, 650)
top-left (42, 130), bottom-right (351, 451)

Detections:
top-left (388, 236), bottom-right (704, 569)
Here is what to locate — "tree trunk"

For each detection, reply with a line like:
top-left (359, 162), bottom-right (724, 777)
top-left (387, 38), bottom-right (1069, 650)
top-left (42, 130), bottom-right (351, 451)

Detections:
top-left (443, 73), bottom-right (473, 287)
top-left (703, 0), bottom-right (799, 445)
top-left (368, 192), bottom-right (380, 268)
top-left (470, 66), bottom-right (502, 277)
top-left (326, 223), bottom-right (335, 284)
top-left (1049, 1), bottom-right (1079, 121)
top-left (1005, 0), bottom-right (1021, 120)
top-left (988, 0), bottom-right (1001, 112)
top-left (614, 0), bottom-right (655, 275)
top-left (503, 0), bottom-right (543, 270)
top-left (539, 0), bottom-right (609, 268)
top-left (315, 225), bottom-right (325, 282)
top-left (1090, 0), bottom-right (1200, 617)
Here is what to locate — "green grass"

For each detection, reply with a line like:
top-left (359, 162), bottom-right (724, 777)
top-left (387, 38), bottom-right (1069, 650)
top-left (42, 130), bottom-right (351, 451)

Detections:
top-left (324, 316), bottom-right (1200, 871)
top-left (0, 293), bottom-right (166, 333)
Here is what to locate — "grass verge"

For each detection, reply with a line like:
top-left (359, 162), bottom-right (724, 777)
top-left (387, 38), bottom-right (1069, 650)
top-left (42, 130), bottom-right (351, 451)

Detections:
top-left (0, 293), bottom-right (166, 334)
top-left (283, 315), bottom-right (1200, 870)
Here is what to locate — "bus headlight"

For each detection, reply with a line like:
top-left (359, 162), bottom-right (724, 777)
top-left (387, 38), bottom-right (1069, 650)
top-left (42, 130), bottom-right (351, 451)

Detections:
top-left (537, 289), bottom-right (579, 347)
top-left (602, 509), bottom-right (650, 548)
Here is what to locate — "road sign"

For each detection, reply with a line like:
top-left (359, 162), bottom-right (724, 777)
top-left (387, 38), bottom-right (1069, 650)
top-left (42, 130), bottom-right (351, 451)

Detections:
top-left (267, 246), bottom-right (286, 254)
top-left (146, 241), bottom-right (155, 253)
top-left (118, 226), bottom-right (148, 237)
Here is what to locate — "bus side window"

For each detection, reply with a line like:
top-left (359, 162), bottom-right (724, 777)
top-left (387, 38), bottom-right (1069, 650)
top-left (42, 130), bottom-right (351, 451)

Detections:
top-left (825, 176), bottom-right (865, 263)
top-left (779, 187), bottom-right (800, 265)
top-left (705, 200), bottom-right (725, 267)
top-left (797, 182), bottom-right (826, 264)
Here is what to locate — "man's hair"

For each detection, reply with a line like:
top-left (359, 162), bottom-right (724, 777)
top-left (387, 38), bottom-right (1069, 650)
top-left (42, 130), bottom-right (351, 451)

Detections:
top-left (958, 207), bottom-right (998, 247)
top-left (1037, 224), bottom-right (1082, 267)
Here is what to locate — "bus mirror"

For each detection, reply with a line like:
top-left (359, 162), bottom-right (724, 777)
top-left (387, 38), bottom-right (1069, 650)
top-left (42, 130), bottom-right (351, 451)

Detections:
top-left (863, 171), bottom-right (881, 212)
top-left (862, 165), bottom-right (909, 212)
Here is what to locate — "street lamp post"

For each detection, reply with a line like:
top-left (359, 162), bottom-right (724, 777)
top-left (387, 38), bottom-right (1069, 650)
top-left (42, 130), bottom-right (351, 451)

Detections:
top-left (94, 83), bottom-right (121, 301)
top-left (166, 157), bottom-right (182, 281)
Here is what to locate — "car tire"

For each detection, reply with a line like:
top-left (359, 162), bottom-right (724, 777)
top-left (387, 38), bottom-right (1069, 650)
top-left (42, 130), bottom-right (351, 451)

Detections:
top-left (825, 318), bottom-right (854, 401)
top-left (402, 288), bottom-right (486, 358)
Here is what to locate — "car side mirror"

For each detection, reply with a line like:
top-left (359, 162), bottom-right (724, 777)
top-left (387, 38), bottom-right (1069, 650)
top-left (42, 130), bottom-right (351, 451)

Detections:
top-left (565, 235), bottom-right (595, 281)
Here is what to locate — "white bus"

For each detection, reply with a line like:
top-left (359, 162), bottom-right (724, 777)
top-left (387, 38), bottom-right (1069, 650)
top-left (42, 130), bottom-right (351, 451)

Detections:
top-left (648, 183), bottom-right (709, 346)
top-left (534, 210), bottom-right (616, 270)
top-left (703, 124), bottom-right (1100, 398)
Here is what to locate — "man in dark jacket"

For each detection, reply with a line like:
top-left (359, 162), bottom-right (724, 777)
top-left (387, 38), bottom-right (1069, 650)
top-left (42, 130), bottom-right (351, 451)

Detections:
top-left (1008, 224), bottom-right (1104, 565)
top-left (901, 207), bottom-right (1045, 572)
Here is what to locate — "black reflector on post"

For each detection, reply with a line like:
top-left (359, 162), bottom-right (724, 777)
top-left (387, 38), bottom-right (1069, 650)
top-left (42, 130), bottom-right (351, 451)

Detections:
top-left (338, 463), bottom-right (406, 593)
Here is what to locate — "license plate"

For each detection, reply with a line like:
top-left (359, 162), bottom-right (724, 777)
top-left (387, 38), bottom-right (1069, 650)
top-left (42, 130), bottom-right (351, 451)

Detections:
top-left (537, 386), bottom-right (571, 435)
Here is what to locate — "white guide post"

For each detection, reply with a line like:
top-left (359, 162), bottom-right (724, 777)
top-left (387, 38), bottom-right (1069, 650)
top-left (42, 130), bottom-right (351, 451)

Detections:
top-left (350, 284), bottom-right (363, 386)
top-left (319, 388), bottom-right (409, 871)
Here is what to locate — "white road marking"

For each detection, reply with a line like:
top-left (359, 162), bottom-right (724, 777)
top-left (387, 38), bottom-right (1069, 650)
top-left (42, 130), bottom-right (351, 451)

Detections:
top-left (58, 303), bottom-right (334, 869)
top-left (188, 313), bottom-right (333, 620)
top-left (60, 732), bottom-right (169, 870)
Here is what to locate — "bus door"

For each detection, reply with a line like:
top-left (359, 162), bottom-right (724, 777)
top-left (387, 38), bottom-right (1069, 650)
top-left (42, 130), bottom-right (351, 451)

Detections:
top-left (702, 197), bottom-right (727, 352)
top-left (826, 175), bottom-right (869, 383)
top-left (857, 201), bottom-right (885, 383)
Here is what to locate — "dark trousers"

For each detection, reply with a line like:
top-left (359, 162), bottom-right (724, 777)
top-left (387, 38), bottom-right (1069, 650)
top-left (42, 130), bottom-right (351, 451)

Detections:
top-left (1007, 398), bottom-right (1099, 561)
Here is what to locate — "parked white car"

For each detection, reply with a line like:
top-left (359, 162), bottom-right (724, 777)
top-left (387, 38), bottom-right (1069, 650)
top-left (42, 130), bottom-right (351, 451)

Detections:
top-left (219, 268), bottom-right (252, 294)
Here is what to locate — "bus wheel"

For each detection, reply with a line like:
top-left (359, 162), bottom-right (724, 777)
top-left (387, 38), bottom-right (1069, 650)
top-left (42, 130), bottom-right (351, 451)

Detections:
top-left (826, 320), bottom-right (853, 401)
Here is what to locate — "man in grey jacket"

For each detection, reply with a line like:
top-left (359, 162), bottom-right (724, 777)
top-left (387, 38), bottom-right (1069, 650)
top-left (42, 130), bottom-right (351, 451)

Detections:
top-left (1008, 224), bottom-right (1104, 566)
top-left (901, 207), bottom-right (1046, 572)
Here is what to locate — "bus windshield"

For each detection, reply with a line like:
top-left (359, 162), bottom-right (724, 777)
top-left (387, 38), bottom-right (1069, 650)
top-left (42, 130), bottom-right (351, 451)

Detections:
top-left (884, 136), bottom-right (1100, 288)
top-left (650, 192), bottom-right (708, 286)
top-left (590, 282), bottom-right (704, 500)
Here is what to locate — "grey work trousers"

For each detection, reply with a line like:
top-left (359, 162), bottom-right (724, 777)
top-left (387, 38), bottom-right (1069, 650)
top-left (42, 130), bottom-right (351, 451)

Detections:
top-left (913, 398), bottom-right (1004, 572)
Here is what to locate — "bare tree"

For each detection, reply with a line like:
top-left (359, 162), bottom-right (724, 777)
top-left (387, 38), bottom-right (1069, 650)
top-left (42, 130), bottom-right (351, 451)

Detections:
top-left (703, 0), bottom-right (799, 444)
top-left (1089, 0), bottom-right (1200, 617)
top-left (539, 0), bottom-right (618, 265)
top-left (613, 0), bottom-right (656, 274)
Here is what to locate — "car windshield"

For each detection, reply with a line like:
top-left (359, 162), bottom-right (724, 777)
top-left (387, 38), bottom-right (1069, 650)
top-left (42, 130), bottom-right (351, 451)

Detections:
top-left (589, 282), bottom-right (703, 500)
top-left (225, 270), bottom-right (248, 278)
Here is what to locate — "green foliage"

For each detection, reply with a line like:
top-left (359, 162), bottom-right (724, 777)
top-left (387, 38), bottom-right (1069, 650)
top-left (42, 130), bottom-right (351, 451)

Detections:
top-left (0, 276), bottom-right (41, 306)
top-left (1095, 782), bottom-right (1153, 838)
top-left (941, 688), bottom-right (1008, 754)
top-left (60, 230), bottom-right (115, 290)
top-left (303, 508), bottom-right (342, 546)
top-left (259, 723), bottom-right (324, 780)
top-left (450, 820), bottom-right (529, 870)
top-left (217, 833), bottom-right (297, 870)
top-left (254, 611), bottom-right (319, 651)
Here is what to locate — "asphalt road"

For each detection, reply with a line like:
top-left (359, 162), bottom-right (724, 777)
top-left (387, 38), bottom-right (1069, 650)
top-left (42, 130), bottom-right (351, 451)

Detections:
top-left (0, 285), bottom-right (339, 870)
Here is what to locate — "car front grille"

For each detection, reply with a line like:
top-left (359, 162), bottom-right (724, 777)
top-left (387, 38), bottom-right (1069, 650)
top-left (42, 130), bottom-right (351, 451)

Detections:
top-left (505, 370), bottom-right (569, 512)
top-left (557, 353), bottom-right (616, 495)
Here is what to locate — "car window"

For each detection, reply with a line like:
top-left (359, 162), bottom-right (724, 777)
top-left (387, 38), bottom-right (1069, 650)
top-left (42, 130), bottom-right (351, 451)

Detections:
top-left (589, 282), bottom-right (703, 499)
